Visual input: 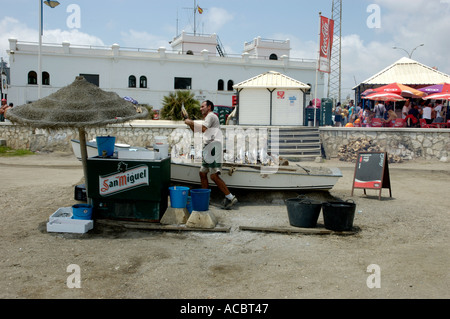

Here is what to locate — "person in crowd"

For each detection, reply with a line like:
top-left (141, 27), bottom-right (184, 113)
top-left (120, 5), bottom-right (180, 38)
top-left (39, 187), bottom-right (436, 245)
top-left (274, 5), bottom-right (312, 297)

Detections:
top-left (341, 105), bottom-right (349, 126)
top-left (402, 100), bottom-right (411, 119)
top-left (422, 102), bottom-right (433, 124)
top-left (3, 103), bottom-right (14, 122)
top-left (382, 109), bottom-right (398, 126)
top-left (433, 100), bottom-right (444, 123)
top-left (374, 101), bottom-right (385, 119)
top-left (334, 102), bottom-right (342, 127)
top-left (184, 100), bottom-right (237, 210)
top-left (0, 99), bottom-right (7, 122)
top-left (348, 100), bottom-right (356, 123)
top-left (355, 102), bottom-right (362, 116)
top-left (406, 103), bottom-right (420, 127)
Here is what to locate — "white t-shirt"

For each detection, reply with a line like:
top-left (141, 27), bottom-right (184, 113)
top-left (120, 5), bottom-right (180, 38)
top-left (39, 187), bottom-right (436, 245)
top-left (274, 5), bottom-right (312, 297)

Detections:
top-left (434, 104), bottom-right (443, 118)
top-left (202, 112), bottom-right (221, 145)
top-left (401, 105), bottom-right (411, 119)
top-left (422, 106), bottom-right (432, 120)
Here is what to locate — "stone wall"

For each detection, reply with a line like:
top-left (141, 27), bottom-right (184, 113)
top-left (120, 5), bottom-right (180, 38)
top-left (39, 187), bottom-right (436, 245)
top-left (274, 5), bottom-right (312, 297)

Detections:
top-left (320, 127), bottom-right (450, 162)
top-left (1, 121), bottom-right (449, 162)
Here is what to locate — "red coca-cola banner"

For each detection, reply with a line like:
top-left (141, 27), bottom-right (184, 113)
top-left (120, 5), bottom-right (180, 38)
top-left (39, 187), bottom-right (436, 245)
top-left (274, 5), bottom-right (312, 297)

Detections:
top-left (318, 16), bottom-right (334, 73)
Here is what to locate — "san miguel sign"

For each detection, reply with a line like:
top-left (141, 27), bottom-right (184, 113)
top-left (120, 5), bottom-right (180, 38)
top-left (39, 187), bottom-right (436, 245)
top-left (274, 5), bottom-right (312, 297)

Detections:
top-left (99, 162), bottom-right (149, 196)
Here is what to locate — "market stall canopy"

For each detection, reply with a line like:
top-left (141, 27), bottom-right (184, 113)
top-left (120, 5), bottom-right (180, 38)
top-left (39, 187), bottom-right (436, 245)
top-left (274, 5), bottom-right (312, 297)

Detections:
top-left (372, 82), bottom-right (426, 98)
top-left (422, 92), bottom-right (450, 100)
top-left (363, 92), bottom-right (406, 102)
top-left (233, 71), bottom-right (310, 91)
top-left (418, 83), bottom-right (450, 95)
top-left (7, 76), bottom-right (148, 129)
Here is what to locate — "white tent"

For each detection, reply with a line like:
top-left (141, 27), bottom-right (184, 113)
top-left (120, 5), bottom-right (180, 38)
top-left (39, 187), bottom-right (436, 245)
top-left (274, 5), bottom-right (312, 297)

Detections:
top-left (354, 57), bottom-right (450, 96)
top-left (233, 71), bottom-right (310, 126)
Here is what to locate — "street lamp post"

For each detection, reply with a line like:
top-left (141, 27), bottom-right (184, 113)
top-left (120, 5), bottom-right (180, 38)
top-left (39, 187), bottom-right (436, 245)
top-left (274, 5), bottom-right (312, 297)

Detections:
top-left (392, 44), bottom-right (424, 59)
top-left (38, 0), bottom-right (60, 99)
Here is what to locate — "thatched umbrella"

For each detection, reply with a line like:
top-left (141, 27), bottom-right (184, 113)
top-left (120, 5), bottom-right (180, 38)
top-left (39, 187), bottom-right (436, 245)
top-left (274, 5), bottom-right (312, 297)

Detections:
top-left (7, 76), bottom-right (148, 200)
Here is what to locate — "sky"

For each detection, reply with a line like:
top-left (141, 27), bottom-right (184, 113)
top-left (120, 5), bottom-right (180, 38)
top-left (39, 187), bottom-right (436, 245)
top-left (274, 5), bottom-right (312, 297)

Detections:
top-left (1, 0), bottom-right (450, 100)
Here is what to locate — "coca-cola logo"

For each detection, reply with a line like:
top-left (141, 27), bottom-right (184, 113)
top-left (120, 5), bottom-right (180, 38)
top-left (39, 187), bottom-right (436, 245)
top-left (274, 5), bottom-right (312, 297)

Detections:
top-left (321, 21), bottom-right (330, 56)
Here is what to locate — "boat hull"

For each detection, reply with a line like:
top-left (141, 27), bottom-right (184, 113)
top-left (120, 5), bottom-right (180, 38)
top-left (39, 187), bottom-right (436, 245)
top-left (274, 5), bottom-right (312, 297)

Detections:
top-left (171, 161), bottom-right (342, 191)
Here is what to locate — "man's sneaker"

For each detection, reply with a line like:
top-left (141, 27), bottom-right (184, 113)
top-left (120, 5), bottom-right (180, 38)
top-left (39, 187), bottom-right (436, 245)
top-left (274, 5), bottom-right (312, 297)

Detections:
top-left (222, 196), bottom-right (238, 210)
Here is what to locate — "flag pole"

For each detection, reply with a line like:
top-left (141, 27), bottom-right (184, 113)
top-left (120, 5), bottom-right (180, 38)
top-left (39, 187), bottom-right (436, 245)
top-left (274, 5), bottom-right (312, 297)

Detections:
top-left (313, 12), bottom-right (322, 127)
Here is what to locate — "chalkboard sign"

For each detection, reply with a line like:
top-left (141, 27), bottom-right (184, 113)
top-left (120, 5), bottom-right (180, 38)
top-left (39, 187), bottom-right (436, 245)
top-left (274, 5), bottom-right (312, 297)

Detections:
top-left (351, 152), bottom-right (392, 200)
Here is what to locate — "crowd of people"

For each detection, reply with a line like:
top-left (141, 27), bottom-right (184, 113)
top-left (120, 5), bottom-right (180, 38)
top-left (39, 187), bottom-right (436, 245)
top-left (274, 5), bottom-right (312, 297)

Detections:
top-left (333, 99), bottom-right (448, 128)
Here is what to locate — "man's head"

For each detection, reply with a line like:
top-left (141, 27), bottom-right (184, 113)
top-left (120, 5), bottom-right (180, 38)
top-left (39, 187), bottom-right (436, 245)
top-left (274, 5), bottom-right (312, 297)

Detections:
top-left (1, 99), bottom-right (6, 105)
top-left (201, 100), bottom-right (214, 116)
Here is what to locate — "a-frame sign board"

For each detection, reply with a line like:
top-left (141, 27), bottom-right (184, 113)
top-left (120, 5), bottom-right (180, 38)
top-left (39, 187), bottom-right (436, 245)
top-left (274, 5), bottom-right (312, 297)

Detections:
top-left (351, 152), bottom-right (392, 200)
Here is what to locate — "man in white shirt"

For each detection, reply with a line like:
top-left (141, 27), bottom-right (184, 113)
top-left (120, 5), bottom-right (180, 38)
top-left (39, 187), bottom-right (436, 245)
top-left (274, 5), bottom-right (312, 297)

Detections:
top-left (375, 102), bottom-right (385, 119)
top-left (402, 100), bottom-right (411, 119)
top-left (433, 100), bottom-right (444, 123)
top-left (184, 100), bottom-right (237, 209)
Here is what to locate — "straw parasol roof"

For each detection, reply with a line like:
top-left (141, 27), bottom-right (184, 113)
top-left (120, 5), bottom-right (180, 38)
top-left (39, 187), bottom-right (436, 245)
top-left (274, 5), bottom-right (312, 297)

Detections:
top-left (7, 76), bottom-right (148, 201)
top-left (7, 76), bottom-right (147, 128)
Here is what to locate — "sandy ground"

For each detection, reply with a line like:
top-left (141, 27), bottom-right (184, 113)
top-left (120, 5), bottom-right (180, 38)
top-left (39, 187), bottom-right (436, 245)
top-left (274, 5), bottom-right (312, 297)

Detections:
top-left (0, 152), bottom-right (449, 301)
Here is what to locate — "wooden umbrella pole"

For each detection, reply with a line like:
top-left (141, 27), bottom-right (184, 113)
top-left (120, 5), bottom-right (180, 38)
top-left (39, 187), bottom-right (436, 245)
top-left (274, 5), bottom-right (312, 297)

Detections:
top-left (78, 127), bottom-right (91, 205)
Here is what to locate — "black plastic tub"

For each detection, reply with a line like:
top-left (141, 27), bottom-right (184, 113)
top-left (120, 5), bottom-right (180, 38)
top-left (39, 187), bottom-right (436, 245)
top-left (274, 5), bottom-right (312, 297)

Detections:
top-left (322, 200), bottom-right (356, 231)
top-left (285, 197), bottom-right (322, 228)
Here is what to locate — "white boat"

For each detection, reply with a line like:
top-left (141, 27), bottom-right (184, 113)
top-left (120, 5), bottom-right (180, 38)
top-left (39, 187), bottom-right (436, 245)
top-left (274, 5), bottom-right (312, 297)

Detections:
top-left (71, 139), bottom-right (342, 191)
top-left (171, 161), bottom-right (342, 191)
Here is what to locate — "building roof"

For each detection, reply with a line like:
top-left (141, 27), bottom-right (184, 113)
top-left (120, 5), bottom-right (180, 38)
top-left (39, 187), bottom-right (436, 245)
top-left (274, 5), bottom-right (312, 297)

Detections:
top-left (233, 71), bottom-right (310, 90)
top-left (356, 57), bottom-right (450, 88)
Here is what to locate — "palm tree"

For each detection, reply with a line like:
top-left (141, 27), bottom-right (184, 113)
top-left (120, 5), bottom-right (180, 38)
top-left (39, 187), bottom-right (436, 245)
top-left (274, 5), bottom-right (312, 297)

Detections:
top-left (160, 91), bottom-right (202, 120)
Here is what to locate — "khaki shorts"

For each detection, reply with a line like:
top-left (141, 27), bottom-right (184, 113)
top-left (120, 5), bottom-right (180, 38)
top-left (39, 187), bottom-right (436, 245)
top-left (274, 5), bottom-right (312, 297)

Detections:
top-left (200, 141), bottom-right (222, 174)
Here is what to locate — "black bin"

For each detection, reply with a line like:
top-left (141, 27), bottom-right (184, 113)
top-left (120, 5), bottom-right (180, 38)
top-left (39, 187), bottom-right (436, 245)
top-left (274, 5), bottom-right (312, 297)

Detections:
top-left (285, 196), bottom-right (322, 228)
top-left (322, 200), bottom-right (356, 231)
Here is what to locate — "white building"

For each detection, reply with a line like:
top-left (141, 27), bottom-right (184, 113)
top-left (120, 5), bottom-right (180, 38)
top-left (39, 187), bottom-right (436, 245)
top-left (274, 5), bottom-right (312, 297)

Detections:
top-left (6, 33), bottom-right (324, 111)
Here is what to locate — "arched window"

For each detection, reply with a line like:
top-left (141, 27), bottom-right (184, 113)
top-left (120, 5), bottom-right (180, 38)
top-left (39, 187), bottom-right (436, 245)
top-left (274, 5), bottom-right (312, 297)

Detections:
top-left (269, 54), bottom-right (278, 60)
top-left (140, 76), bottom-right (147, 88)
top-left (186, 50), bottom-right (194, 55)
top-left (42, 72), bottom-right (50, 85)
top-left (28, 71), bottom-right (37, 85)
top-left (227, 80), bottom-right (234, 91)
top-left (217, 79), bottom-right (224, 91)
top-left (128, 75), bottom-right (136, 88)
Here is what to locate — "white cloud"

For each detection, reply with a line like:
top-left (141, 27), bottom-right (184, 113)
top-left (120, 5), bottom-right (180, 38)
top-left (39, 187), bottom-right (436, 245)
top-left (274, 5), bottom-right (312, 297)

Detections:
top-left (119, 30), bottom-right (169, 49)
top-left (203, 7), bottom-right (234, 34)
top-left (0, 16), bottom-right (104, 63)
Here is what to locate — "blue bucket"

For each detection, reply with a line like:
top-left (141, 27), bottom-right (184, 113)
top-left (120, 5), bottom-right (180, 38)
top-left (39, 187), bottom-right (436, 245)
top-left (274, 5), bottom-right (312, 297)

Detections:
top-left (190, 189), bottom-right (211, 211)
top-left (96, 136), bottom-right (116, 157)
top-left (72, 204), bottom-right (93, 220)
top-left (169, 186), bottom-right (190, 208)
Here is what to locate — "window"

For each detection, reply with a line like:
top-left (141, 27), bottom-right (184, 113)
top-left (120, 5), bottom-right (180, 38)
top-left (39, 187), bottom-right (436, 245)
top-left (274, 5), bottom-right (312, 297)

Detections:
top-left (140, 76), bottom-right (147, 88)
top-left (80, 74), bottom-right (100, 86)
top-left (128, 75), bottom-right (136, 88)
top-left (227, 80), bottom-right (234, 91)
top-left (269, 54), bottom-right (278, 60)
top-left (174, 77), bottom-right (192, 90)
top-left (186, 50), bottom-right (194, 55)
top-left (28, 71), bottom-right (37, 85)
top-left (218, 79), bottom-right (224, 91)
top-left (42, 72), bottom-right (50, 85)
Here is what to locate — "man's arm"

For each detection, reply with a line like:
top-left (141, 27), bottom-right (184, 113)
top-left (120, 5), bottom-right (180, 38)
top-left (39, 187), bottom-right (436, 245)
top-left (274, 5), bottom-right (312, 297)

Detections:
top-left (185, 119), bottom-right (207, 133)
